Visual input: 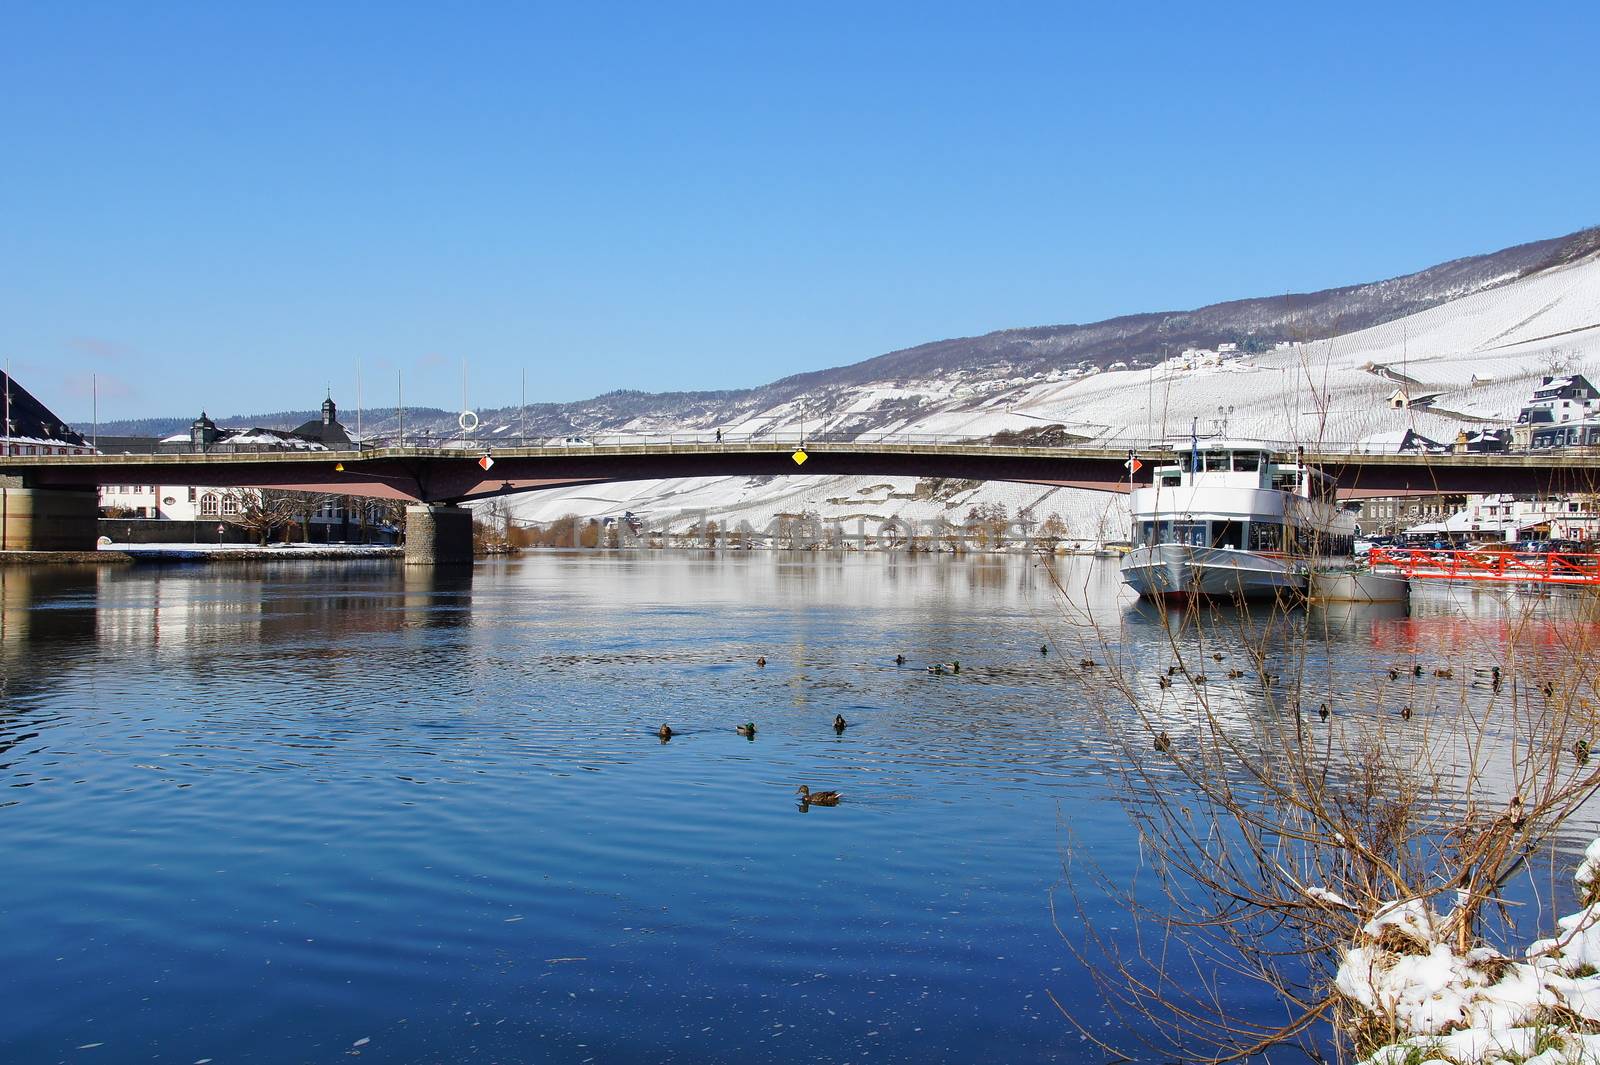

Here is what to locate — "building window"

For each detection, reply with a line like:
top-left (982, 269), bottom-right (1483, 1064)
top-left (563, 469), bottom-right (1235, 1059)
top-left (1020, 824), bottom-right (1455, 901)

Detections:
top-left (187, 487), bottom-right (197, 502)
top-left (221, 495), bottom-right (240, 516)
top-left (199, 493), bottom-right (220, 516)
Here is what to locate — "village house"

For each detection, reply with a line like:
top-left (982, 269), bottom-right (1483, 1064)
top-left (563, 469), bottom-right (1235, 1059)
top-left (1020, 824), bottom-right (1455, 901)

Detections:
top-left (97, 396), bottom-right (396, 544)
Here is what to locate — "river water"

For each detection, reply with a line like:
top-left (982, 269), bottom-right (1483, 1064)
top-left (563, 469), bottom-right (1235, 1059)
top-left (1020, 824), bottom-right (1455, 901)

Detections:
top-left (1, 554), bottom-right (1595, 1064)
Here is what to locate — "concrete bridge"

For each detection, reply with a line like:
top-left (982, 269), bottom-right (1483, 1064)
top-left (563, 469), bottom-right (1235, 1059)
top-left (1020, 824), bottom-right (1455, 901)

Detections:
top-left (2, 436), bottom-right (1598, 562)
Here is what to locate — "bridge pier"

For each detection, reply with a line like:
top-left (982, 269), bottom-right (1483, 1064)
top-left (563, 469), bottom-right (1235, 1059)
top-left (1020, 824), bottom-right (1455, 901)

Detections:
top-left (404, 504), bottom-right (474, 566)
top-left (0, 485), bottom-right (101, 551)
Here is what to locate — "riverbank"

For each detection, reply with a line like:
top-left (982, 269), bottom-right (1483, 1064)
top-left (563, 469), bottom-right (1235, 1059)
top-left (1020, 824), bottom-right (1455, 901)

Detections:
top-left (0, 550), bottom-right (134, 565)
top-left (98, 543), bottom-right (402, 562)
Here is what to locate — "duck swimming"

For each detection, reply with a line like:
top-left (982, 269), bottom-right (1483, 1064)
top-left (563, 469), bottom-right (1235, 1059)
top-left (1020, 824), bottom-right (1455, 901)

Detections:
top-left (833, 714), bottom-right (847, 732)
top-left (736, 722), bottom-right (757, 737)
top-left (1154, 731), bottom-right (1172, 753)
top-left (796, 785), bottom-right (841, 806)
top-left (657, 724), bottom-right (674, 740)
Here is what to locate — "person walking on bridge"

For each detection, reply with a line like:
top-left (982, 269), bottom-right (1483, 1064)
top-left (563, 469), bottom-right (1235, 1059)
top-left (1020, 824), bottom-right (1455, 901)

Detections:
top-left (715, 428), bottom-right (722, 443)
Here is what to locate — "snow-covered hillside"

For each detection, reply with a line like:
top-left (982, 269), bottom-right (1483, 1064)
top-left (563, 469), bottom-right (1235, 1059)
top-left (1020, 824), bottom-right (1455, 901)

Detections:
top-left (504, 250), bottom-right (1600, 539)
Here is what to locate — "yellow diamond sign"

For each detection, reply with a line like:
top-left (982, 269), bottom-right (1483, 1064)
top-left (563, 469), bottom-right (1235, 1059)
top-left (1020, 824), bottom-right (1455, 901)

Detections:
top-left (792, 448), bottom-right (808, 466)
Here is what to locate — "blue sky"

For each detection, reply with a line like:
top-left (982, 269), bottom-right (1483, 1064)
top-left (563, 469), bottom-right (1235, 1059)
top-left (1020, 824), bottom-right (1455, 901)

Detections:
top-left (1, 2), bottom-right (1595, 423)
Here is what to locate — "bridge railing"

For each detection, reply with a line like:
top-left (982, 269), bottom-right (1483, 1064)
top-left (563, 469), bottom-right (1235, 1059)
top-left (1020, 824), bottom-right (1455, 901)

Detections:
top-left (52, 428), bottom-right (1600, 459)
top-left (360, 430), bottom-right (1501, 455)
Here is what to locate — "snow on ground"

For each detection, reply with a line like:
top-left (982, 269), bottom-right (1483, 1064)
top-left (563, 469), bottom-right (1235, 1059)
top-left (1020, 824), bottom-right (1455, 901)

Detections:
top-left (1348, 840), bottom-right (1600, 1064)
top-left (503, 255), bottom-right (1600, 540)
top-left (103, 543), bottom-right (397, 558)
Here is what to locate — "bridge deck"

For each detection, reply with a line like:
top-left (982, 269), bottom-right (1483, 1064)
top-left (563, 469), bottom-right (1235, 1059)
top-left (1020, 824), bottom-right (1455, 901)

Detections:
top-left (2, 440), bottom-right (1597, 503)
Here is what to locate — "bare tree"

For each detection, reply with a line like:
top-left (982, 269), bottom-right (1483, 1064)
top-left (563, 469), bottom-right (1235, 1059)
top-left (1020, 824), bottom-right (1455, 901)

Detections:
top-left (224, 489), bottom-right (305, 544)
top-left (1046, 578), bottom-right (1600, 1062)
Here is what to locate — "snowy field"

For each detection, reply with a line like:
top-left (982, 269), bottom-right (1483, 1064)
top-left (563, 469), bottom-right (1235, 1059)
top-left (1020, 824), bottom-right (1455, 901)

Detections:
top-left (503, 255), bottom-right (1600, 537)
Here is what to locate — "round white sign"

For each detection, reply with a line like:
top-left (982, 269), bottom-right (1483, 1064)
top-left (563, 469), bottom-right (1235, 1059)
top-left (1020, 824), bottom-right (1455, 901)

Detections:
top-left (458, 410), bottom-right (479, 432)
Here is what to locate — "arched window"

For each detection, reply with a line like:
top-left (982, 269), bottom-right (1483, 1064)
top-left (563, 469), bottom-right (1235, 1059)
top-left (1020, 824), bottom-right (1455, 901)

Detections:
top-left (199, 493), bottom-right (220, 516)
top-left (221, 494), bottom-right (240, 516)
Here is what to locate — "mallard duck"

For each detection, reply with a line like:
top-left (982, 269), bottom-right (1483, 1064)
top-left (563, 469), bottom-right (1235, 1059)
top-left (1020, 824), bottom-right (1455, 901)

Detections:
top-left (1079, 658), bottom-right (1096, 670)
top-left (1154, 731), bottom-right (1172, 753)
top-left (1400, 706), bottom-right (1412, 720)
top-left (1576, 739), bottom-right (1591, 765)
top-left (755, 657), bottom-right (767, 668)
top-left (1543, 681), bottom-right (1556, 698)
top-left (1388, 668), bottom-right (1401, 681)
top-left (657, 724), bottom-right (674, 740)
top-left (1192, 674), bottom-right (1207, 684)
top-left (832, 714), bottom-right (847, 732)
top-left (736, 722), bottom-right (757, 737)
top-left (951, 661), bottom-right (960, 674)
top-left (1433, 667), bottom-right (1453, 679)
top-left (1211, 652), bottom-right (1224, 662)
top-left (927, 663), bottom-right (946, 675)
top-left (1168, 664), bottom-right (1182, 676)
top-left (1227, 669), bottom-right (1244, 679)
top-left (894, 654), bottom-right (906, 665)
top-left (1413, 665), bottom-right (1424, 677)
top-left (796, 785), bottom-right (841, 806)
top-left (1040, 644), bottom-right (1049, 655)
top-left (1318, 703), bottom-right (1330, 721)
top-left (1158, 675), bottom-right (1172, 689)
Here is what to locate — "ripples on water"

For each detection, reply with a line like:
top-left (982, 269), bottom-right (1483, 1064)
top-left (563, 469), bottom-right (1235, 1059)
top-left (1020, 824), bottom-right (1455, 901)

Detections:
top-left (0, 554), bottom-right (1594, 1063)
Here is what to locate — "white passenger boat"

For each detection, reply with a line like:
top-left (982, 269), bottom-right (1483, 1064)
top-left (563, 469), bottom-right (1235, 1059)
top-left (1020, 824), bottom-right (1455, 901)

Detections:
top-left (1121, 439), bottom-right (1356, 601)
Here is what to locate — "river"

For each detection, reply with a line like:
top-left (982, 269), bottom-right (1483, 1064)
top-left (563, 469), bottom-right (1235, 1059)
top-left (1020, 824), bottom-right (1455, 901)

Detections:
top-left (1, 553), bottom-right (1594, 1063)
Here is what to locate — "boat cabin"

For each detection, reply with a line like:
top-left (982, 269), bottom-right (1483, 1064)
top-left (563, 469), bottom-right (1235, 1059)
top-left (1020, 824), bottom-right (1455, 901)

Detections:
top-left (1135, 442), bottom-right (1351, 556)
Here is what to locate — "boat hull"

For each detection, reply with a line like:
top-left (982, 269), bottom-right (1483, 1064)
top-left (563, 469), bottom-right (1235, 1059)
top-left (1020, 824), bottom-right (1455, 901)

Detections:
top-left (1120, 544), bottom-right (1304, 600)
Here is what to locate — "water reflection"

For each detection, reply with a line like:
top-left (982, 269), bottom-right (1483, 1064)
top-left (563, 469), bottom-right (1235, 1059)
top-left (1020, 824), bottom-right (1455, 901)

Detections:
top-left (0, 555), bottom-right (1593, 1063)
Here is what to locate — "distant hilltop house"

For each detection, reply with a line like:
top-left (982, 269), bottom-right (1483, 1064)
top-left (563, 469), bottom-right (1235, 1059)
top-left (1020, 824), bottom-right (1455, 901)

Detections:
top-left (1515, 374), bottom-right (1600, 450)
top-left (1385, 387), bottom-right (1445, 411)
top-left (1169, 345), bottom-right (1246, 372)
top-left (0, 372), bottom-right (95, 456)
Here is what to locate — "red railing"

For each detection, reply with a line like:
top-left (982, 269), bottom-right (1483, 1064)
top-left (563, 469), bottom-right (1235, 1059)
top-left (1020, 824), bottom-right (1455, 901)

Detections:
top-left (1367, 547), bottom-right (1600, 585)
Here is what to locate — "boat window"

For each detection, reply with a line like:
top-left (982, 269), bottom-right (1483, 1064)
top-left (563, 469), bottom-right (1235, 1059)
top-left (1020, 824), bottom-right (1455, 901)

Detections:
top-left (1272, 470), bottom-right (1299, 491)
top-left (1232, 453), bottom-right (1260, 472)
top-left (1212, 520), bottom-right (1244, 549)
top-left (1159, 471), bottom-right (1180, 487)
top-left (1249, 522), bottom-right (1283, 552)
top-left (1172, 521), bottom-right (1207, 546)
top-left (1178, 455), bottom-right (1193, 473)
top-left (1204, 451), bottom-right (1230, 472)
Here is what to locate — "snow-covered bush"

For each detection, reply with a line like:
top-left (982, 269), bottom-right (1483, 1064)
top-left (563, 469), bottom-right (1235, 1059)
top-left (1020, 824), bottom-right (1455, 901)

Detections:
top-left (1345, 845), bottom-right (1600, 1064)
